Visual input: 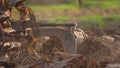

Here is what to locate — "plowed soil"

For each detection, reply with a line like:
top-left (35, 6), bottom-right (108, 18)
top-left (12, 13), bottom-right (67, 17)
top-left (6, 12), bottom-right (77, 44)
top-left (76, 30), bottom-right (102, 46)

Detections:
top-left (0, 27), bottom-right (120, 68)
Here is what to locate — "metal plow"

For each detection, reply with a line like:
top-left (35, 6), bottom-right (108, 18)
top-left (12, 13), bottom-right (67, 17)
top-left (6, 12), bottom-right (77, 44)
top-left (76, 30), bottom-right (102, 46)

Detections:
top-left (37, 23), bottom-right (77, 54)
top-left (12, 21), bottom-right (77, 54)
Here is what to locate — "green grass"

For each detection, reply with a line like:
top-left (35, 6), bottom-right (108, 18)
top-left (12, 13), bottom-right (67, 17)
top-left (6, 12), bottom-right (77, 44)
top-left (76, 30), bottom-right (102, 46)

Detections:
top-left (104, 15), bottom-right (120, 20)
top-left (30, 5), bottom-right (78, 11)
top-left (12, 0), bottom-right (120, 29)
top-left (38, 15), bottom-right (120, 29)
top-left (79, 15), bottom-right (120, 28)
top-left (30, 1), bottom-right (120, 11)
top-left (79, 15), bottom-right (106, 28)
top-left (82, 0), bottom-right (120, 9)
top-left (40, 16), bottom-right (72, 23)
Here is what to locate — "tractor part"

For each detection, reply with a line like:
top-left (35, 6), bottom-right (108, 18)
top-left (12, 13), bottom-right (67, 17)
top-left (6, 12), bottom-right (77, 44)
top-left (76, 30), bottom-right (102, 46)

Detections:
top-left (11, 21), bottom-right (77, 54)
top-left (37, 23), bottom-right (77, 54)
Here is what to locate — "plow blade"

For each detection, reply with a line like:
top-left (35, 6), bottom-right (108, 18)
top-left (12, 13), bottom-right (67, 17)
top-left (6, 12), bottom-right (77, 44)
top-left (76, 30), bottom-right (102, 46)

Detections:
top-left (11, 21), bottom-right (77, 54)
top-left (37, 28), bottom-right (77, 54)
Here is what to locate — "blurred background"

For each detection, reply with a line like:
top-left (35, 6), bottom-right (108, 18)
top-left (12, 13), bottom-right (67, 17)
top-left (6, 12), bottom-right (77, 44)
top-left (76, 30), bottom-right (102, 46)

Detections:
top-left (18, 0), bottom-right (120, 29)
top-left (26, 0), bottom-right (75, 5)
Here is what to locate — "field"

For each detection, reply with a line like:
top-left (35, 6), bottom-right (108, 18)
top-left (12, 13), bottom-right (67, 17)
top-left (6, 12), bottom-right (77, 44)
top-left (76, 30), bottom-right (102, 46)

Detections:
top-left (30, 0), bottom-right (120, 29)
top-left (0, 0), bottom-right (120, 68)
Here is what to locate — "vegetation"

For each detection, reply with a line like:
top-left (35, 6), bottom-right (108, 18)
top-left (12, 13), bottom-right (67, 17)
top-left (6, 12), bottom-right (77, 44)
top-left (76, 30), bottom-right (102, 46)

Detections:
top-left (30, 5), bottom-right (77, 11)
top-left (28, 0), bottom-right (120, 28)
top-left (79, 15), bottom-right (120, 29)
top-left (83, 0), bottom-right (120, 9)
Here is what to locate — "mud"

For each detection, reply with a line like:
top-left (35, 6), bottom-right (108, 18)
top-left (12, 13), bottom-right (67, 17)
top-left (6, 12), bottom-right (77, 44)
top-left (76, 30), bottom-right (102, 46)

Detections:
top-left (76, 26), bottom-right (120, 64)
top-left (0, 52), bottom-right (105, 68)
top-left (0, 27), bottom-right (120, 68)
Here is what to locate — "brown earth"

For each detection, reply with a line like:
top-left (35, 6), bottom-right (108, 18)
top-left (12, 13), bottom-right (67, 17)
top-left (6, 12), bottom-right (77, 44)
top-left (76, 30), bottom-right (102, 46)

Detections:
top-left (0, 25), bottom-right (120, 68)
